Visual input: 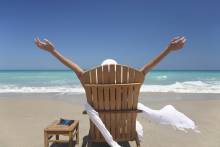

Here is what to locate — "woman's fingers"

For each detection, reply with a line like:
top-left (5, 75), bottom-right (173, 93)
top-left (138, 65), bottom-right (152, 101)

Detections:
top-left (172, 36), bottom-right (181, 42)
top-left (178, 38), bottom-right (186, 46)
top-left (35, 38), bottom-right (42, 47)
top-left (42, 38), bottom-right (55, 51)
top-left (177, 38), bottom-right (186, 48)
top-left (173, 37), bottom-right (186, 46)
top-left (35, 37), bottom-right (47, 49)
top-left (34, 37), bottom-right (40, 45)
top-left (173, 36), bottom-right (185, 44)
top-left (44, 38), bottom-right (49, 44)
top-left (169, 36), bottom-right (186, 51)
top-left (182, 38), bottom-right (186, 43)
top-left (44, 38), bottom-right (53, 46)
top-left (179, 37), bottom-right (185, 43)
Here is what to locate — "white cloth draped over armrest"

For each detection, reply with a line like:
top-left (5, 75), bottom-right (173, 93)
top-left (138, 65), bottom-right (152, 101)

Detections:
top-left (84, 102), bottom-right (199, 147)
top-left (84, 102), bottom-right (121, 147)
top-left (137, 103), bottom-right (200, 133)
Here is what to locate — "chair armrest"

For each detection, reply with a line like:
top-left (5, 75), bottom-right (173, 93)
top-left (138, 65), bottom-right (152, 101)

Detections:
top-left (82, 109), bottom-right (142, 114)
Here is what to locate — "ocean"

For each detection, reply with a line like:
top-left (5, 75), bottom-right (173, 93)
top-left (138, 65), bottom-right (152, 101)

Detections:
top-left (0, 70), bottom-right (220, 93)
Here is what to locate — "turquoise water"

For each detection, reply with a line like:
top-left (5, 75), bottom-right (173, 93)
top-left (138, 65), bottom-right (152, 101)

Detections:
top-left (0, 70), bottom-right (220, 93)
top-left (145, 70), bottom-right (220, 84)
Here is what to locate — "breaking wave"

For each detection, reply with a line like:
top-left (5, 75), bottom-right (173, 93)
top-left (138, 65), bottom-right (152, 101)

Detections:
top-left (0, 81), bottom-right (220, 93)
top-left (141, 81), bottom-right (220, 93)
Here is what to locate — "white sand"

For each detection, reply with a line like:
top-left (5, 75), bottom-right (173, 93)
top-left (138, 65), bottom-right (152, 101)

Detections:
top-left (0, 93), bottom-right (219, 147)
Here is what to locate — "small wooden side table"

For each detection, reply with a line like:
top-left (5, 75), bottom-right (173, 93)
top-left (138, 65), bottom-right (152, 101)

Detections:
top-left (44, 120), bottom-right (79, 147)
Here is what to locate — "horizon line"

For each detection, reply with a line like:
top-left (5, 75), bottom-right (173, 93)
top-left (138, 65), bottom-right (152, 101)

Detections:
top-left (1, 69), bottom-right (220, 71)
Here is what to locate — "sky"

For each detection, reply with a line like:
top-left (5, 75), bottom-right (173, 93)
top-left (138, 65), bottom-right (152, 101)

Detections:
top-left (0, 0), bottom-right (220, 70)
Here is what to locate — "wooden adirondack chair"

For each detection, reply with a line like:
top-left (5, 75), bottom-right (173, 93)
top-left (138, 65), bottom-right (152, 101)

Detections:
top-left (81, 64), bottom-right (145, 147)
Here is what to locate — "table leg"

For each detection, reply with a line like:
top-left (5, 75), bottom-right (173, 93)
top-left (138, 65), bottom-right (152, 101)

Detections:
top-left (76, 124), bottom-right (79, 144)
top-left (44, 131), bottom-right (49, 147)
top-left (69, 132), bottom-right (73, 147)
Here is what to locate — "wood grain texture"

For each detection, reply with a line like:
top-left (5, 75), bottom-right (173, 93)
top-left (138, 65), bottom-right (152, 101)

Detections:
top-left (81, 64), bottom-right (144, 145)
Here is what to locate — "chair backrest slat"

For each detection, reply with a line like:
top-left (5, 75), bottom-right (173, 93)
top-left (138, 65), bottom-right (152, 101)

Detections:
top-left (109, 64), bottom-right (116, 84)
top-left (116, 65), bottom-right (122, 84)
top-left (90, 69), bottom-right (96, 84)
top-left (97, 66), bottom-right (103, 84)
top-left (81, 64), bottom-right (144, 141)
top-left (103, 65), bottom-right (109, 83)
top-left (122, 66), bottom-right (128, 83)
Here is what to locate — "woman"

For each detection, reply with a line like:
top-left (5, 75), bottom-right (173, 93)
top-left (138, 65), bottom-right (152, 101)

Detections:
top-left (35, 36), bottom-right (193, 147)
top-left (34, 36), bottom-right (186, 80)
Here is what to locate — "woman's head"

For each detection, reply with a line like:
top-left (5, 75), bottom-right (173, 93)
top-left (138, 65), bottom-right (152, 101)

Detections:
top-left (101, 59), bottom-right (117, 66)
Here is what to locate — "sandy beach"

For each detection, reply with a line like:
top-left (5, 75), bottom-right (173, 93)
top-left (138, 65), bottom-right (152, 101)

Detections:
top-left (1, 0), bottom-right (220, 146)
top-left (0, 93), bottom-right (219, 147)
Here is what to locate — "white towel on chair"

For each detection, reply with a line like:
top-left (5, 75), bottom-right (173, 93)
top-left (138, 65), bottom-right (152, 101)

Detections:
top-left (84, 102), bottom-right (199, 147)
top-left (137, 103), bottom-right (199, 133)
top-left (84, 102), bottom-right (121, 147)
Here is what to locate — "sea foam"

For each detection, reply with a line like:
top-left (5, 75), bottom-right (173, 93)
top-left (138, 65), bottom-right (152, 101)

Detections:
top-left (141, 81), bottom-right (220, 93)
top-left (0, 81), bottom-right (220, 93)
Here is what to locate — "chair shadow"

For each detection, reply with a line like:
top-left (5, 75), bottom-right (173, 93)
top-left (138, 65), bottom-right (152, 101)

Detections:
top-left (50, 141), bottom-right (77, 147)
top-left (81, 135), bottom-right (131, 147)
top-left (50, 135), bottom-right (131, 147)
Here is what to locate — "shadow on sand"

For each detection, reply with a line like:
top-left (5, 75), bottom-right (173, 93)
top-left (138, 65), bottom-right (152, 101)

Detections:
top-left (51, 135), bottom-right (131, 147)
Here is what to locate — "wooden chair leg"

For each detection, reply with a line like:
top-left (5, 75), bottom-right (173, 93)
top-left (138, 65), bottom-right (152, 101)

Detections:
top-left (88, 141), bottom-right (92, 147)
top-left (87, 134), bottom-right (92, 147)
top-left (56, 135), bottom-right (59, 140)
top-left (135, 132), bottom-right (141, 147)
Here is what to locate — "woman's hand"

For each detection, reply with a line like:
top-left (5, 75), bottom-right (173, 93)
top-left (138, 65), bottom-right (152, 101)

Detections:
top-left (34, 37), bottom-right (55, 52)
top-left (141, 36), bottom-right (186, 75)
top-left (168, 36), bottom-right (186, 51)
top-left (34, 37), bottom-right (84, 78)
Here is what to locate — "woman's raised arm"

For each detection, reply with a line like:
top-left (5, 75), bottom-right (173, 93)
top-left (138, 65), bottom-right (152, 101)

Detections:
top-left (140, 36), bottom-right (186, 75)
top-left (35, 37), bottom-right (84, 79)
